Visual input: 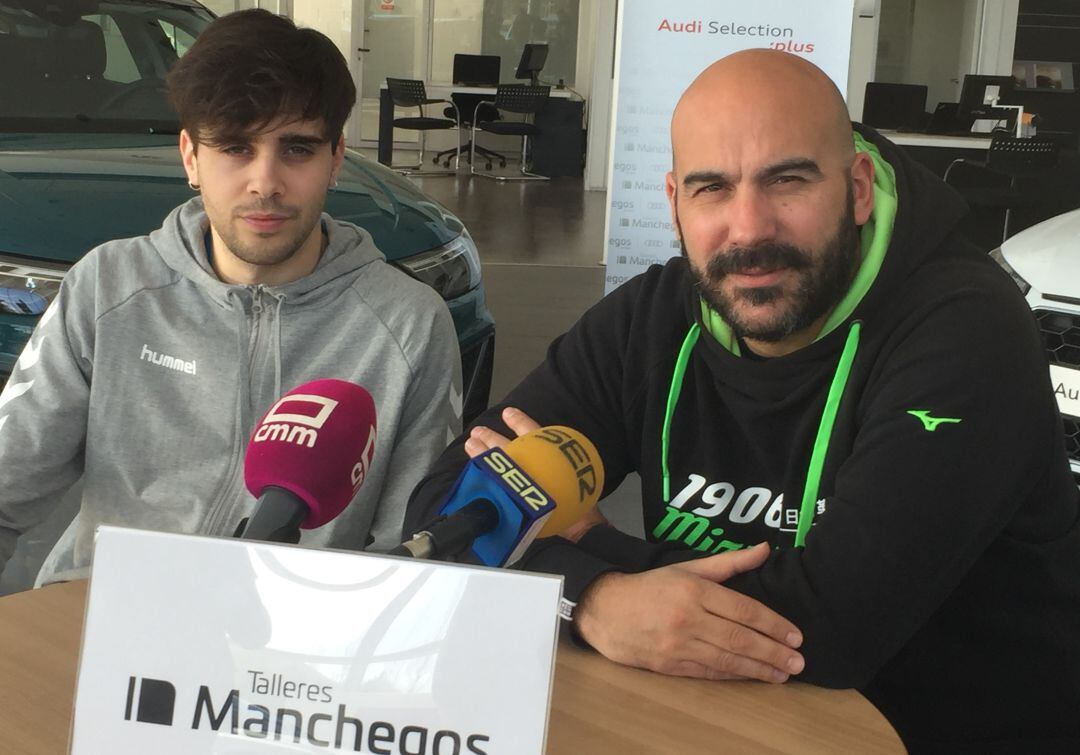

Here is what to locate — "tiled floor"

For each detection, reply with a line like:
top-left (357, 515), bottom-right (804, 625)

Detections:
top-left (408, 171), bottom-right (610, 401)
top-left (410, 174), bottom-right (609, 268)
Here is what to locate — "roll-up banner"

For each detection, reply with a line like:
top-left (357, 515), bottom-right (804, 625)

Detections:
top-left (604, 0), bottom-right (857, 294)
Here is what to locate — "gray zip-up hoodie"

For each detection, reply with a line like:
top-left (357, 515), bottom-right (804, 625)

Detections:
top-left (0, 198), bottom-right (461, 586)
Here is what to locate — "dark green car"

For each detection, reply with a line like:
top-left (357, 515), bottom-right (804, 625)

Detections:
top-left (0, 0), bottom-right (495, 421)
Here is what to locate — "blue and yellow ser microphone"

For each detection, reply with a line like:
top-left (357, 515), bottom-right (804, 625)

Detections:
top-left (392, 426), bottom-right (604, 566)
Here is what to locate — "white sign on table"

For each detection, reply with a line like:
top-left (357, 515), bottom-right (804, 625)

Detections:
top-left (70, 527), bottom-right (562, 754)
top-left (604, 0), bottom-right (858, 293)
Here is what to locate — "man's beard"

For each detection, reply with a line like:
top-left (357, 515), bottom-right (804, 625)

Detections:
top-left (683, 189), bottom-right (861, 344)
top-left (211, 199), bottom-right (319, 268)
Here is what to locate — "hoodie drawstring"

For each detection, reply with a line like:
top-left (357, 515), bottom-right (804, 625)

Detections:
top-left (229, 290), bottom-right (252, 436)
top-left (793, 320), bottom-right (861, 547)
top-left (661, 320), bottom-right (863, 548)
top-left (272, 293), bottom-right (285, 400)
top-left (662, 322), bottom-right (701, 503)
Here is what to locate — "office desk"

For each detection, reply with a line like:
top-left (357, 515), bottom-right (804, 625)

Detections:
top-left (878, 130), bottom-right (993, 150)
top-left (876, 129), bottom-right (995, 180)
top-left (0, 580), bottom-right (904, 753)
top-left (378, 85), bottom-right (584, 177)
top-left (876, 129), bottom-right (1076, 247)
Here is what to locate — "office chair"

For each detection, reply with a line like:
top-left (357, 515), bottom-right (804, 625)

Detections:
top-left (434, 54), bottom-right (504, 169)
top-left (434, 94), bottom-right (505, 169)
top-left (944, 136), bottom-right (1059, 241)
top-left (385, 78), bottom-right (459, 176)
top-left (470, 84), bottom-right (551, 181)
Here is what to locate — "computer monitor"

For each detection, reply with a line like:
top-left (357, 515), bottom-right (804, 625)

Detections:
top-left (862, 82), bottom-right (928, 129)
top-left (514, 43), bottom-right (549, 86)
top-left (452, 54), bottom-right (500, 87)
top-left (957, 75), bottom-right (1016, 120)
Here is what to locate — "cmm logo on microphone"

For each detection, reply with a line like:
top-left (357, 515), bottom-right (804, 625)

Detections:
top-left (252, 394), bottom-right (339, 449)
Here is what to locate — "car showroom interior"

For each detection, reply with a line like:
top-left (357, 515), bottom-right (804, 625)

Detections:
top-left (1, 1), bottom-right (1079, 752)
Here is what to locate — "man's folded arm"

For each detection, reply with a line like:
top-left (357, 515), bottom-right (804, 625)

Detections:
top-left (721, 288), bottom-right (1071, 687)
top-left (405, 272), bottom-right (810, 682)
top-left (511, 285), bottom-right (1073, 690)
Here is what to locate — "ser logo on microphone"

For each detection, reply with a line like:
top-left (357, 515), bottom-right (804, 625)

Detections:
top-left (534, 427), bottom-right (600, 502)
top-left (350, 425), bottom-right (377, 492)
top-left (482, 450), bottom-right (550, 511)
top-left (252, 394), bottom-right (339, 449)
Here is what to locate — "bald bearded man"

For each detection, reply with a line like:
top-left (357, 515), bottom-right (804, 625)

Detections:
top-left (408, 51), bottom-right (1080, 751)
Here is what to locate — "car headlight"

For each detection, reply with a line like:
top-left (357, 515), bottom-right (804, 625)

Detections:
top-left (0, 253), bottom-right (68, 316)
top-left (989, 247), bottom-right (1031, 296)
top-left (397, 232), bottom-right (482, 300)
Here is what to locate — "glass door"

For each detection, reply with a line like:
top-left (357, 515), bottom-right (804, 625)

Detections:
top-left (875, 0), bottom-right (982, 110)
top-left (290, 1), bottom-right (366, 146)
top-left (358, 0), bottom-right (430, 146)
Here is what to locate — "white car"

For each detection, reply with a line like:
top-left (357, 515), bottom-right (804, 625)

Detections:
top-left (992, 211), bottom-right (1080, 483)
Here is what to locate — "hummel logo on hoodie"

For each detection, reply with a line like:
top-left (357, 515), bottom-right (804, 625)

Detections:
top-left (140, 344), bottom-right (196, 375)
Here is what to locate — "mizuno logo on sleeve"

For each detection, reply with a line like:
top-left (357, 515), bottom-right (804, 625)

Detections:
top-left (907, 409), bottom-right (962, 432)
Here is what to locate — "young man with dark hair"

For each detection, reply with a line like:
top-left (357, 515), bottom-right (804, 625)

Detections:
top-left (0, 9), bottom-right (460, 587)
top-left (408, 50), bottom-right (1080, 751)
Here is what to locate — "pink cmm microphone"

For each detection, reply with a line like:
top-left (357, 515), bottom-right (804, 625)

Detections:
top-left (238, 379), bottom-right (377, 543)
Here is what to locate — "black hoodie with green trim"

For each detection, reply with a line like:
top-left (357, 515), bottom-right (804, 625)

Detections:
top-left (407, 126), bottom-right (1080, 751)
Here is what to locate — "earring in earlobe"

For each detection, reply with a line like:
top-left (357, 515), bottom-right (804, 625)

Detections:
top-left (188, 181), bottom-right (200, 191)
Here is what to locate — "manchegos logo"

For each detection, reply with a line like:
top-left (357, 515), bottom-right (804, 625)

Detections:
top-left (123, 673), bottom-right (491, 754)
